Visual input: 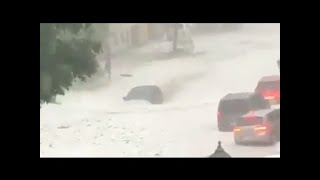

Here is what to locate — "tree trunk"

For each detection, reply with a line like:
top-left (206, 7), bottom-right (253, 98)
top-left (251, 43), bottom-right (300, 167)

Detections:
top-left (105, 24), bottom-right (111, 79)
top-left (172, 23), bottom-right (178, 52)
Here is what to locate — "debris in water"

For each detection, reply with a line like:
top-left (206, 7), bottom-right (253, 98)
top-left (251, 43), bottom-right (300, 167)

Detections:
top-left (120, 74), bottom-right (133, 77)
top-left (57, 125), bottom-right (70, 129)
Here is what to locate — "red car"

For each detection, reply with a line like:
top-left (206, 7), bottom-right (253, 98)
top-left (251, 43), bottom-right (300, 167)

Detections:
top-left (255, 75), bottom-right (280, 105)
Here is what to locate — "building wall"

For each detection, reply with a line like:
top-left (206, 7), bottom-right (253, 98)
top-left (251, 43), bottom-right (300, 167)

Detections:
top-left (108, 23), bottom-right (136, 53)
top-left (147, 23), bottom-right (168, 40)
top-left (107, 23), bottom-right (168, 53)
top-left (130, 24), bottom-right (150, 47)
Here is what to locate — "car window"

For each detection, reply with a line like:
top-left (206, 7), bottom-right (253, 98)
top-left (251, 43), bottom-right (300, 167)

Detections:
top-left (237, 117), bottom-right (263, 126)
top-left (219, 99), bottom-right (250, 114)
top-left (256, 81), bottom-right (280, 90)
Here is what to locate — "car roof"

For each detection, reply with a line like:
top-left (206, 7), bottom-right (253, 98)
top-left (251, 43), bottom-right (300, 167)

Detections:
top-left (259, 75), bottom-right (280, 82)
top-left (221, 92), bottom-right (254, 101)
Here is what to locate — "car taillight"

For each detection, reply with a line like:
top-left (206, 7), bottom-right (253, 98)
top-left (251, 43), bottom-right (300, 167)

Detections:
top-left (233, 127), bottom-right (241, 132)
top-left (262, 90), bottom-right (280, 99)
top-left (254, 125), bottom-right (268, 132)
top-left (217, 112), bottom-right (223, 121)
top-left (271, 90), bottom-right (280, 97)
top-left (254, 125), bottom-right (269, 135)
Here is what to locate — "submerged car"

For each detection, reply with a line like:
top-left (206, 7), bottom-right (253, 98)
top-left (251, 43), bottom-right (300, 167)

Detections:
top-left (123, 85), bottom-right (164, 104)
top-left (233, 107), bottom-right (280, 145)
top-left (255, 75), bottom-right (280, 105)
top-left (217, 92), bottom-right (271, 131)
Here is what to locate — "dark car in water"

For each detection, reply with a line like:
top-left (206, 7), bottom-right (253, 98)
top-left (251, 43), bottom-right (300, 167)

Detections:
top-left (233, 107), bottom-right (280, 145)
top-left (123, 85), bottom-right (164, 104)
top-left (217, 92), bottom-right (270, 132)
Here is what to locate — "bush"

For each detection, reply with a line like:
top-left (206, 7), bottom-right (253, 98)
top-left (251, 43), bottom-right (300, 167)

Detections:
top-left (40, 23), bottom-right (102, 106)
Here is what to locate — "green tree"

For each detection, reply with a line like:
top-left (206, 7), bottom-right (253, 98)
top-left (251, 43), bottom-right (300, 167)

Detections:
top-left (40, 23), bottom-right (102, 106)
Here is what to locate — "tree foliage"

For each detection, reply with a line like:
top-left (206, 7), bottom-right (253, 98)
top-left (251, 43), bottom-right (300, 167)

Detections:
top-left (40, 23), bottom-right (102, 105)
